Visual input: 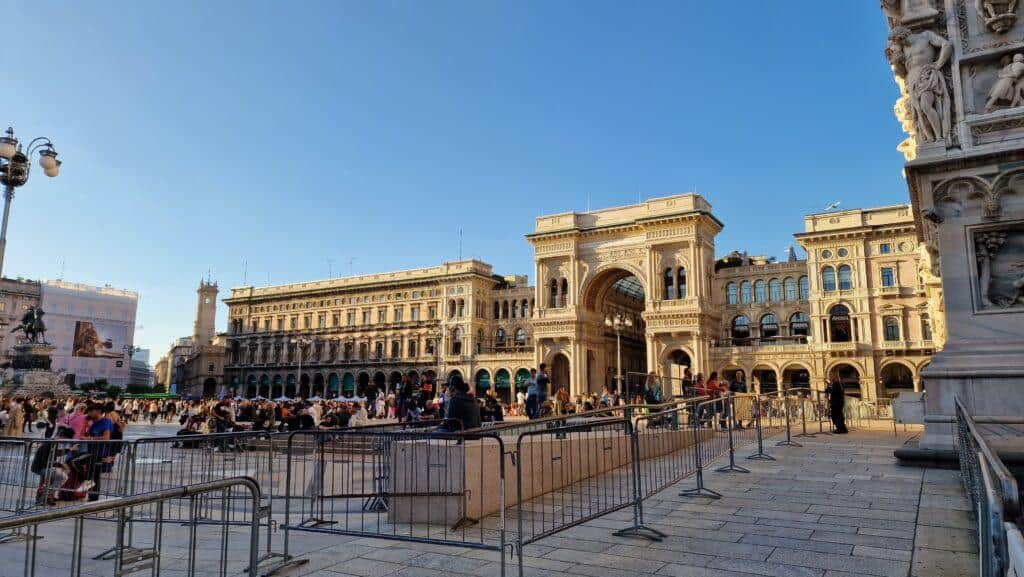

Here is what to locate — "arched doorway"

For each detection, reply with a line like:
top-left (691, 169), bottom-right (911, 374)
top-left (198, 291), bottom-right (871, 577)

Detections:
top-left (327, 373), bottom-right (340, 396)
top-left (475, 369), bottom-right (491, 398)
top-left (665, 349), bottom-right (691, 396)
top-left (371, 372), bottom-right (386, 396)
top-left (494, 368), bottom-right (512, 403)
top-left (299, 374), bottom-right (311, 398)
top-left (752, 366), bottom-right (778, 394)
top-left (344, 373), bottom-right (358, 396)
top-left (581, 267), bottom-right (648, 395)
top-left (514, 368), bottom-right (531, 392)
top-left (551, 353), bottom-right (571, 394)
top-left (830, 363), bottom-right (862, 397)
top-left (782, 364), bottom-right (811, 391)
top-left (448, 369), bottom-right (463, 385)
top-left (389, 371), bottom-right (403, 394)
top-left (271, 375), bottom-right (283, 398)
top-left (285, 374), bottom-right (297, 398)
top-left (312, 373), bottom-right (325, 396)
top-left (829, 305), bottom-right (852, 342)
top-left (258, 375), bottom-right (270, 398)
top-left (880, 363), bottom-right (914, 398)
top-left (203, 377), bottom-right (218, 398)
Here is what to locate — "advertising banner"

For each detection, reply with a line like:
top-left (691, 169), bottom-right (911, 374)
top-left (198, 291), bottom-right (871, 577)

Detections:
top-left (72, 320), bottom-right (128, 359)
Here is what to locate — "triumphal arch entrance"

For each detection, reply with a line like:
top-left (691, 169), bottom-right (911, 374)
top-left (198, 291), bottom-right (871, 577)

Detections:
top-left (527, 194), bottom-right (723, 397)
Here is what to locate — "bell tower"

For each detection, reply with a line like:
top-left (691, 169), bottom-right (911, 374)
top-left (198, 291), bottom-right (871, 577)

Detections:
top-left (193, 279), bottom-right (218, 346)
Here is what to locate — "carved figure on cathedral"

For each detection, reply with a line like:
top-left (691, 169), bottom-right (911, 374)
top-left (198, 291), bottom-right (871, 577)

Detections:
top-left (985, 54), bottom-right (1024, 112)
top-left (886, 26), bottom-right (953, 143)
top-left (977, 0), bottom-right (1019, 34)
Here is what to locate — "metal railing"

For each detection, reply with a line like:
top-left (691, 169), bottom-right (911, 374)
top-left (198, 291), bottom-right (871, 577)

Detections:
top-left (0, 476), bottom-right (263, 577)
top-left (1, 393), bottom-right (813, 577)
top-left (955, 395), bottom-right (1022, 577)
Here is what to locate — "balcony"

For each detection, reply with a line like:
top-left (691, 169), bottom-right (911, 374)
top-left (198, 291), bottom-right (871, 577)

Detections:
top-left (821, 342), bottom-right (859, 353)
top-left (877, 285), bottom-right (902, 297)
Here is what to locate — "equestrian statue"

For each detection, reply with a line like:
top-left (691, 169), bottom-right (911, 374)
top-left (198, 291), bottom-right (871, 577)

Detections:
top-left (11, 306), bottom-right (47, 344)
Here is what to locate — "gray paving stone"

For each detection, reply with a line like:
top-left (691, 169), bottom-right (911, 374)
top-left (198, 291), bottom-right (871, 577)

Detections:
top-left (853, 545), bottom-right (913, 561)
top-left (740, 533), bottom-right (854, 554)
top-left (911, 547), bottom-right (979, 577)
top-left (810, 530), bottom-right (914, 550)
top-left (915, 525), bottom-right (978, 554)
top-left (708, 556), bottom-right (826, 577)
top-left (768, 548), bottom-right (910, 577)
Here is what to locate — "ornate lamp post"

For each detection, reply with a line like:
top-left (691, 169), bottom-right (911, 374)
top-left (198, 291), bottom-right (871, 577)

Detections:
top-left (605, 313), bottom-right (633, 395)
top-left (0, 127), bottom-right (61, 279)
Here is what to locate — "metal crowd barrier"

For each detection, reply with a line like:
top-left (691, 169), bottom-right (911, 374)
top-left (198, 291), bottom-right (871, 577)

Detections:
top-left (0, 476), bottom-right (263, 577)
top-left (1, 393), bottom-right (810, 577)
top-left (955, 395), bottom-right (1022, 577)
top-left (278, 427), bottom-right (508, 575)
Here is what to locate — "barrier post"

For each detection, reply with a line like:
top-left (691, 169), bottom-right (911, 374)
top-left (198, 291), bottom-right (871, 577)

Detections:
top-left (794, 392), bottom-right (816, 438)
top-left (746, 396), bottom-right (775, 462)
top-left (715, 396), bottom-right (749, 474)
top-left (0, 440), bottom-right (39, 544)
top-left (680, 401), bottom-right (721, 499)
top-left (613, 412), bottom-right (666, 541)
top-left (776, 392), bottom-right (802, 447)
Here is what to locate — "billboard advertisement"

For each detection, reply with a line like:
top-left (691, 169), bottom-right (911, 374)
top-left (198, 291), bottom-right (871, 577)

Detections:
top-left (72, 320), bottom-right (128, 359)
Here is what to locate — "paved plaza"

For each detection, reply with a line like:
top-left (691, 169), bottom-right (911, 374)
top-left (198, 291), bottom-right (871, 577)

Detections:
top-left (6, 424), bottom-right (977, 577)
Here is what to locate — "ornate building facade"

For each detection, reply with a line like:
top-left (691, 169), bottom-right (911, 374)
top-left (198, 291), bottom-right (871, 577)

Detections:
top-left (222, 261), bottom-right (534, 403)
top-left (220, 194), bottom-right (943, 402)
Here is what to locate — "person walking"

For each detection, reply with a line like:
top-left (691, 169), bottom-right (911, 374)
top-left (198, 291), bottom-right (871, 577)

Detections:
top-left (825, 374), bottom-right (849, 434)
top-left (524, 368), bottom-right (539, 419)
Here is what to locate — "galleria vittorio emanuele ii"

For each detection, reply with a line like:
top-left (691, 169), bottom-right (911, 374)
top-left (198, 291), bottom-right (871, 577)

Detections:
top-left (220, 195), bottom-right (941, 404)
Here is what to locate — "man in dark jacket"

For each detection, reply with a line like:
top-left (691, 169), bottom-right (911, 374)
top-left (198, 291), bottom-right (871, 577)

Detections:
top-left (825, 374), bottom-right (848, 434)
top-left (442, 374), bottom-right (481, 431)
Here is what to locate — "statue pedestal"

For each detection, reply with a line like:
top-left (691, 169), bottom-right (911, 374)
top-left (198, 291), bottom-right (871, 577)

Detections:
top-left (3, 343), bottom-right (73, 397)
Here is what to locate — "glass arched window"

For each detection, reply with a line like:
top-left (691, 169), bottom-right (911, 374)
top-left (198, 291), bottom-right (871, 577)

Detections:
top-left (754, 280), bottom-right (767, 302)
top-left (522, 299), bottom-right (529, 318)
top-left (476, 329), bottom-right (484, 353)
top-left (921, 314), bottom-right (933, 341)
top-left (550, 279), bottom-right (559, 308)
top-left (829, 304), bottom-right (852, 342)
top-left (493, 301), bottom-right (500, 319)
top-left (664, 268), bottom-right (674, 300)
top-left (408, 340), bottom-right (417, 357)
top-left (784, 277), bottom-right (797, 301)
top-left (502, 301), bottom-right (509, 319)
top-left (451, 328), bottom-right (463, 355)
top-left (458, 299), bottom-right (466, 317)
top-left (769, 279), bottom-right (782, 302)
top-left (838, 265), bottom-right (853, 290)
top-left (731, 316), bottom-right (751, 342)
top-left (560, 278), bottom-right (569, 307)
top-left (798, 275), bottom-right (810, 299)
top-left (884, 316), bottom-right (900, 341)
top-left (789, 312), bottom-right (809, 337)
top-left (375, 342), bottom-right (384, 358)
top-left (391, 341), bottom-right (401, 358)
top-left (822, 267), bottom-right (836, 292)
top-left (496, 328), bottom-right (506, 346)
top-left (515, 328), bottom-right (527, 345)
top-left (677, 267), bottom-right (687, 299)
top-left (740, 281), bottom-right (753, 303)
top-left (511, 301), bottom-right (518, 318)
top-left (726, 283), bottom-right (738, 305)
top-left (760, 314), bottom-right (779, 339)
top-left (448, 300), bottom-right (456, 318)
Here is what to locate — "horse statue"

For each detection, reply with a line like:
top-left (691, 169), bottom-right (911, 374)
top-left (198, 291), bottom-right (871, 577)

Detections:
top-left (10, 306), bottom-right (47, 344)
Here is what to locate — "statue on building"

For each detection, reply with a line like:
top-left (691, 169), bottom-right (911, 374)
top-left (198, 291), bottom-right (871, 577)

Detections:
top-left (977, 0), bottom-right (1019, 34)
top-left (985, 54), bottom-right (1024, 112)
top-left (886, 26), bottom-right (953, 143)
top-left (10, 306), bottom-right (47, 344)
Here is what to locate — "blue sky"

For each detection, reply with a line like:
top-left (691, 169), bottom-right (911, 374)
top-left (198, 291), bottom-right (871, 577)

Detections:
top-left (2, 1), bottom-right (904, 357)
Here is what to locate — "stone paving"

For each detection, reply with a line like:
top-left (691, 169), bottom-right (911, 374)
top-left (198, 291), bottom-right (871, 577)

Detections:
top-left (5, 425), bottom-right (978, 577)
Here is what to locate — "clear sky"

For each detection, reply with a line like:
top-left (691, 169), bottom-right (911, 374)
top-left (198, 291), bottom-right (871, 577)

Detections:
top-left (2, 1), bottom-right (904, 357)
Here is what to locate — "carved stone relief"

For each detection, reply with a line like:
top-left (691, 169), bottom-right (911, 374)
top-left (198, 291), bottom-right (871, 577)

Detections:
top-left (886, 26), bottom-right (953, 143)
top-left (932, 170), bottom-right (1022, 220)
top-left (977, 0), bottom-right (1019, 33)
top-left (974, 223), bottom-right (1024, 308)
top-left (985, 53), bottom-right (1024, 112)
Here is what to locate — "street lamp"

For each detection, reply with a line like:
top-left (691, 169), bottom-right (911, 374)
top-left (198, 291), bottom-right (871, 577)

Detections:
top-left (0, 127), bottom-right (61, 279)
top-left (605, 313), bottom-right (633, 395)
top-left (291, 337), bottom-right (310, 399)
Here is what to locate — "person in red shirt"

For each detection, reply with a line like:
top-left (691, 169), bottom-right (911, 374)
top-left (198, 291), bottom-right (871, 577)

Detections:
top-left (707, 372), bottom-right (727, 428)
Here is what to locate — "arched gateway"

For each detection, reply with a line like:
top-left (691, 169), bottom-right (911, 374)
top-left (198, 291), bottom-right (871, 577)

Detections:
top-left (528, 194), bottom-right (722, 396)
